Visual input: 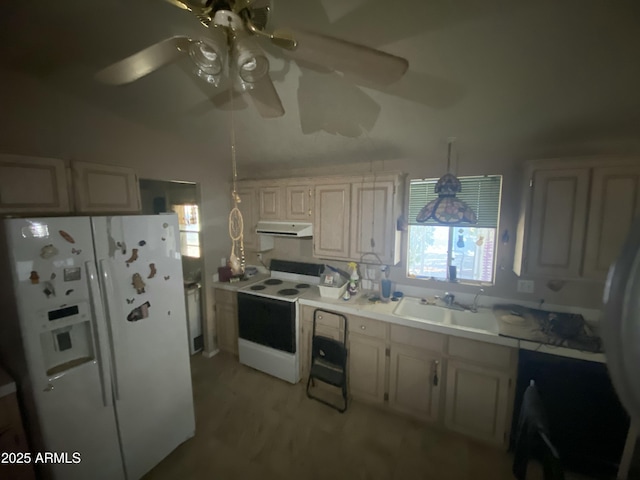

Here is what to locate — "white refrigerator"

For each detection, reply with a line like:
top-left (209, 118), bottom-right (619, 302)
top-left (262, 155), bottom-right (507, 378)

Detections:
top-left (0, 215), bottom-right (195, 480)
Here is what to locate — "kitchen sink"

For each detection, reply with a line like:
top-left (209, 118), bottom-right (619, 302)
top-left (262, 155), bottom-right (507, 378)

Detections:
top-left (393, 296), bottom-right (499, 333)
top-left (392, 297), bottom-right (448, 323)
top-left (448, 309), bottom-right (499, 334)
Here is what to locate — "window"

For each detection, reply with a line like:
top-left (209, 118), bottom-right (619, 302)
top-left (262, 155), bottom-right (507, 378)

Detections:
top-left (172, 204), bottom-right (201, 258)
top-left (407, 175), bottom-right (502, 284)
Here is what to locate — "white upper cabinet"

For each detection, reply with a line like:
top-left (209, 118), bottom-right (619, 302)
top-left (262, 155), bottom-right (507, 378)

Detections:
top-left (284, 185), bottom-right (313, 221)
top-left (258, 186), bottom-right (282, 220)
top-left (313, 183), bottom-right (352, 259)
top-left (0, 154), bottom-right (70, 214)
top-left (313, 174), bottom-right (403, 263)
top-left (71, 161), bottom-right (140, 213)
top-left (514, 157), bottom-right (640, 280)
top-left (236, 173), bottom-right (403, 262)
top-left (350, 180), bottom-right (399, 265)
top-left (583, 165), bottom-right (640, 280)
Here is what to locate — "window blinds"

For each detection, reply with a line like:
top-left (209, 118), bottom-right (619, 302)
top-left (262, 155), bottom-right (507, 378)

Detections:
top-left (408, 175), bottom-right (502, 228)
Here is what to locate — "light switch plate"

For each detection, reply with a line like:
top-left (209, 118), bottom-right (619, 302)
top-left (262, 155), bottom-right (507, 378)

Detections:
top-left (517, 279), bottom-right (535, 293)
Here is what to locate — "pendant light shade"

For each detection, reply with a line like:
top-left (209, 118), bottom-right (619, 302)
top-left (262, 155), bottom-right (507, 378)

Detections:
top-left (416, 141), bottom-right (478, 225)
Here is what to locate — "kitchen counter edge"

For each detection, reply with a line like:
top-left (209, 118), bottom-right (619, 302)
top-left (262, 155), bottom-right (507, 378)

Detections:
top-left (298, 296), bottom-right (606, 364)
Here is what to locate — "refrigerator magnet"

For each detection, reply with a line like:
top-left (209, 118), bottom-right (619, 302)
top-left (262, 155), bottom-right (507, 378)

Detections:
top-left (148, 263), bottom-right (157, 279)
top-left (30, 271), bottom-right (40, 284)
top-left (63, 267), bottom-right (81, 282)
top-left (125, 248), bottom-right (139, 265)
top-left (132, 273), bottom-right (146, 294)
top-left (58, 230), bottom-right (75, 243)
top-left (40, 244), bottom-right (58, 259)
top-left (127, 301), bottom-right (151, 322)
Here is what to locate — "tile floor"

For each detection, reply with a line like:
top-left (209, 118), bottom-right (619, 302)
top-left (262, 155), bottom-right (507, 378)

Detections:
top-left (144, 352), bottom-right (595, 480)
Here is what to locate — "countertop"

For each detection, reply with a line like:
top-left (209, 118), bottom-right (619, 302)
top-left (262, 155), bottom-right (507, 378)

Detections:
top-left (299, 290), bottom-right (606, 363)
top-left (0, 365), bottom-right (17, 398)
top-left (212, 273), bottom-right (270, 292)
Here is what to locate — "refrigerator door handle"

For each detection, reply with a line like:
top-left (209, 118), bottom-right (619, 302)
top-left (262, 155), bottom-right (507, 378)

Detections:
top-left (98, 259), bottom-right (121, 402)
top-left (86, 261), bottom-right (113, 407)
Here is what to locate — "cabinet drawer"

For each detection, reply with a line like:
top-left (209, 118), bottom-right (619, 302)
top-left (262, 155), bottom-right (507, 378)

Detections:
top-left (214, 288), bottom-right (237, 306)
top-left (348, 315), bottom-right (387, 340)
top-left (448, 337), bottom-right (514, 370)
top-left (390, 324), bottom-right (445, 353)
top-left (313, 310), bottom-right (347, 330)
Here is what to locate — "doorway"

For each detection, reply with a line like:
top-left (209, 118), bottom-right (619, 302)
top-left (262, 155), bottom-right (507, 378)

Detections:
top-left (139, 178), bottom-right (204, 354)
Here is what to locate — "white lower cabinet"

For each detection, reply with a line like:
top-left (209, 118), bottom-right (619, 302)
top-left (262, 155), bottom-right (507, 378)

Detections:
top-left (348, 334), bottom-right (386, 404)
top-left (444, 361), bottom-right (511, 445)
top-left (214, 288), bottom-right (239, 355)
top-left (298, 305), bottom-right (516, 447)
top-left (388, 343), bottom-right (441, 422)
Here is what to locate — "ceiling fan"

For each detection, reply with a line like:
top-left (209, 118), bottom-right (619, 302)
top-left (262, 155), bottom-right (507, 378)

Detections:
top-left (95, 0), bottom-right (409, 118)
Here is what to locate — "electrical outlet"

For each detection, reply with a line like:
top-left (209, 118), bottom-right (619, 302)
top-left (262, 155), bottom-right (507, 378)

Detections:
top-left (517, 279), bottom-right (535, 293)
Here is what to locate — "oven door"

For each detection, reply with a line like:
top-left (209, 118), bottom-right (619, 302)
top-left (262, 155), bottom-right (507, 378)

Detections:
top-left (237, 292), bottom-right (296, 353)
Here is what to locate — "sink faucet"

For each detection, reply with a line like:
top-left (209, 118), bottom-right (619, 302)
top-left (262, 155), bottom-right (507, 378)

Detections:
top-left (471, 288), bottom-right (485, 313)
top-left (443, 292), bottom-right (455, 307)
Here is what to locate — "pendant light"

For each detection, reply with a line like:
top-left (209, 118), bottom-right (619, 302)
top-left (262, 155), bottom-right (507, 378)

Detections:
top-left (416, 138), bottom-right (477, 225)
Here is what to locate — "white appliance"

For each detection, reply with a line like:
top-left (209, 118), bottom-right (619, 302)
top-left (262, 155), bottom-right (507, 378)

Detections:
top-left (255, 221), bottom-right (313, 237)
top-left (237, 260), bottom-right (323, 383)
top-left (603, 216), bottom-right (640, 423)
top-left (0, 215), bottom-right (195, 480)
top-left (184, 282), bottom-right (203, 354)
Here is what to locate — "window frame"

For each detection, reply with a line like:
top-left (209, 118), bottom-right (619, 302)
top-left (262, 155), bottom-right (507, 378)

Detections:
top-left (405, 175), bottom-right (502, 286)
top-left (172, 203), bottom-right (201, 258)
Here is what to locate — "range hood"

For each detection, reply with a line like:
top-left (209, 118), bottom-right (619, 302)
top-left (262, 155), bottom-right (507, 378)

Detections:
top-left (255, 221), bottom-right (313, 238)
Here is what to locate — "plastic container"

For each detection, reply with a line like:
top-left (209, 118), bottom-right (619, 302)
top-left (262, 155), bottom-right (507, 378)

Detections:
top-left (319, 283), bottom-right (348, 299)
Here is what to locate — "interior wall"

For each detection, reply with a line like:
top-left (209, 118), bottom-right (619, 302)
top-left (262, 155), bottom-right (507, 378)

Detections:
top-left (0, 69), bottom-right (231, 355)
top-left (242, 157), bottom-right (605, 310)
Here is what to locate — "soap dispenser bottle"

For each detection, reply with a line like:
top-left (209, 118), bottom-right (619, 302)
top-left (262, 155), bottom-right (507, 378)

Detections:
top-left (347, 262), bottom-right (359, 295)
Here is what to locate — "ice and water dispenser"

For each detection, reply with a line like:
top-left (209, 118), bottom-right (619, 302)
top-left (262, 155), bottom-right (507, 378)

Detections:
top-left (39, 302), bottom-right (95, 376)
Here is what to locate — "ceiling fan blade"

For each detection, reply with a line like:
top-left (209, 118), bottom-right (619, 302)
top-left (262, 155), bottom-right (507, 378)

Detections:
top-left (163, 0), bottom-right (192, 11)
top-left (246, 74), bottom-right (285, 118)
top-left (284, 30), bottom-right (408, 87)
top-left (96, 36), bottom-right (193, 85)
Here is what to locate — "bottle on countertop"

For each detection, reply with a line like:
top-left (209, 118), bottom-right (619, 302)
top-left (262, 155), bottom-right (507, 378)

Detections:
top-left (347, 262), bottom-right (359, 295)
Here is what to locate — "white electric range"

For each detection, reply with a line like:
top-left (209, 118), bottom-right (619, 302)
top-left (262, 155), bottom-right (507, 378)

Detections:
top-left (236, 260), bottom-right (323, 383)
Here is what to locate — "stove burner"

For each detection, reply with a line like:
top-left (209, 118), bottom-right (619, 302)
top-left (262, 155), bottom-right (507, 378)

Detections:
top-left (278, 289), bottom-right (299, 296)
top-left (264, 279), bottom-right (283, 286)
top-left (296, 283), bottom-right (310, 289)
top-left (250, 285), bottom-right (266, 291)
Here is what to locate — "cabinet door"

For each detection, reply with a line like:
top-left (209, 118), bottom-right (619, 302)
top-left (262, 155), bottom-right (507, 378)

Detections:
top-left (583, 165), bottom-right (640, 280)
top-left (71, 161), bottom-right (140, 213)
top-left (350, 181), bottom-right (396, 264)
top-left (444, 361), bottom-right (511, 446)
top-left (348, 334), bottom-right (386, 404)
top-left (0, 154), bottom-right (70, 214)
top-left (214, 289), bottom-right (238, 355)
top-left (525, 168), bottom-right (589, 277)
top-left (259, 186), bottom-right (282, 220)
top-left (388, 344), bottom-right (441, 422)
top-left (313, 183), bottom-right (351, 259)
top-left (285, 185), bottom-right (312, 221)
top-left (236, 186), bottom-right (259, 251)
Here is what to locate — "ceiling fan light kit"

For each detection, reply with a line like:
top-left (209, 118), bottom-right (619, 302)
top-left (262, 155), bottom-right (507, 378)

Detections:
top-left (95, 0), bottom-right (410, 118)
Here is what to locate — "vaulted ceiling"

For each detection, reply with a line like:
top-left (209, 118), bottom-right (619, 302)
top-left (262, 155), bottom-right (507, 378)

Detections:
top-left (2, 0), bottom-right (639, 169)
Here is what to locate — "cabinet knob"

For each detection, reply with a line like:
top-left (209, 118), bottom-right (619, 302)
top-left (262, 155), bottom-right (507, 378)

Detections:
top-left (43, 383), bottom-right (54, 392)
top-left (318, 315), bottom-right (323, 320)
top-left (360, 325), bottom-right (366, 330)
